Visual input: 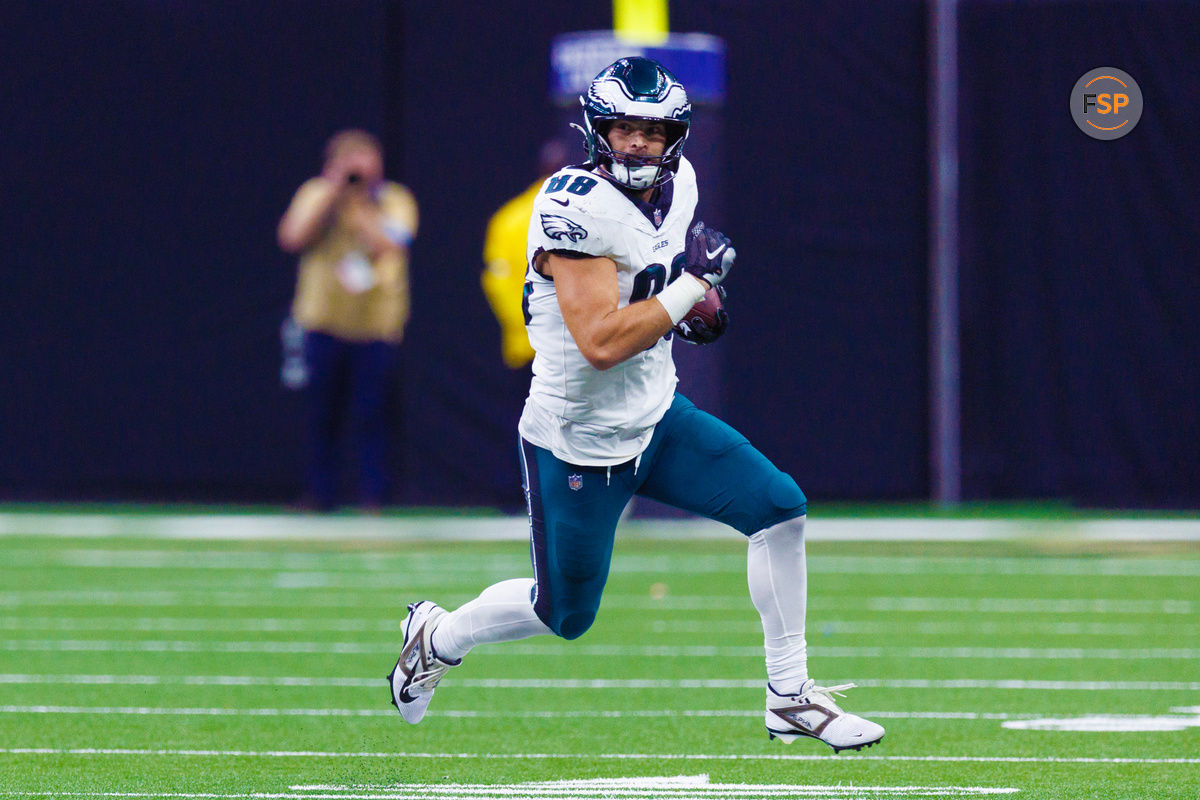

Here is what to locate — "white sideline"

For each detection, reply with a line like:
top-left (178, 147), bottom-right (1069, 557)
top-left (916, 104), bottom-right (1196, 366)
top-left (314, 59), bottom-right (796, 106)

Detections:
top-left (1, 512), bottom-right (1199, 541)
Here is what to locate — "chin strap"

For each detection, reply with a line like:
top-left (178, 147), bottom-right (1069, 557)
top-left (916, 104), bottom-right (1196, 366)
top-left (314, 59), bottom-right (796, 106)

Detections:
top-left (609, 161), bottom-right (658, 190)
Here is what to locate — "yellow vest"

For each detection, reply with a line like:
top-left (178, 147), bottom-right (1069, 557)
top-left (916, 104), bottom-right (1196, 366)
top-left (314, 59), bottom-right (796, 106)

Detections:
top-left (290, 180), bottom-right (418, 343)
top-left (482, 179), bottom-right (542, 368)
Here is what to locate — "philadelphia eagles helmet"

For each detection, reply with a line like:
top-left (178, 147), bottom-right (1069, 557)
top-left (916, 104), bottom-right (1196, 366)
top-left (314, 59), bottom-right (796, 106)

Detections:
top-left (578, 57), bottom-right (691, 190)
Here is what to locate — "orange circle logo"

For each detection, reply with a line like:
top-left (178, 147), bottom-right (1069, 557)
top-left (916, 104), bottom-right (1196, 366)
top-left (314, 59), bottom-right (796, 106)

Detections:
top-left (1070, 67), bottom-right (1143, 140)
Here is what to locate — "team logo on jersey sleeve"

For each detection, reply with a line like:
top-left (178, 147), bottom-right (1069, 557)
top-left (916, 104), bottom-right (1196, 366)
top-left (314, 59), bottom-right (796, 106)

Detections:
top-left (540, 213), bottom-right (588, 243)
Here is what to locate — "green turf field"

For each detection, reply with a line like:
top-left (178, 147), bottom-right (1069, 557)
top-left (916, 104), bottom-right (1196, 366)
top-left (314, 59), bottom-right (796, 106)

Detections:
top-left (1, 512), bottom-right (1197, 799)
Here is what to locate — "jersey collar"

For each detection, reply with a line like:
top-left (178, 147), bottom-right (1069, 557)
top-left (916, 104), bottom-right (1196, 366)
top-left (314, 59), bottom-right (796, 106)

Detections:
top-left (592, 166), bottom-right (675, 229)
top-left (621, 179), bottom-right (674, 229)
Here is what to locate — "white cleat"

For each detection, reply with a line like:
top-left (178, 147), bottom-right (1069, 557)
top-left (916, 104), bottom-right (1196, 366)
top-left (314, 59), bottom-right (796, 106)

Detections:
top-left (765, 680), bottom-right (885, 752)
top-left (386, 601), bottom-right (459, 724)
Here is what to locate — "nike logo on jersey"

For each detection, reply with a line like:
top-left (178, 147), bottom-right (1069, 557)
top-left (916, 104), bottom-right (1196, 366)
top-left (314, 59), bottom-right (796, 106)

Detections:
top-left (705, 243), bottom-right (727, 260)
top-left (549, 197), bottom-right (569, 207)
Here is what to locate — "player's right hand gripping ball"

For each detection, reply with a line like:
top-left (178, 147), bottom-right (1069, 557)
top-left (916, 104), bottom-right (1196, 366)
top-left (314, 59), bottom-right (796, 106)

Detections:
top-left (684, 221), bottom-right (736, 287)
top-left (674, 284), bottom-right (729, 345)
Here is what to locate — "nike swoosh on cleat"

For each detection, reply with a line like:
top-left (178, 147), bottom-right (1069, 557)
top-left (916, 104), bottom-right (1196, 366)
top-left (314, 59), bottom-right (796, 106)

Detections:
top-left (549, 197), bottom-right (569, 207)
top-left (705, 244), bottom-right (726, 260)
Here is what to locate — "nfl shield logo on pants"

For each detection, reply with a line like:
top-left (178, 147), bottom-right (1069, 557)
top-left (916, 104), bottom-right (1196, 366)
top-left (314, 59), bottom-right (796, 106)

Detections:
top-left (568, 473), bottom-right (583, 491)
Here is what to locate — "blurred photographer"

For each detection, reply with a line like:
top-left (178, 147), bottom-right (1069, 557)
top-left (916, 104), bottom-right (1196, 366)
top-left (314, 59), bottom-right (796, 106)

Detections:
top-left (278, 129), bottom-right (418, 511)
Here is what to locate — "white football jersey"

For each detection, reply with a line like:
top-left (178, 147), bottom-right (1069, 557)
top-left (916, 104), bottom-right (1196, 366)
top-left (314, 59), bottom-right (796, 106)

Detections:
top-left (519, 157), bottom-right (699, 466)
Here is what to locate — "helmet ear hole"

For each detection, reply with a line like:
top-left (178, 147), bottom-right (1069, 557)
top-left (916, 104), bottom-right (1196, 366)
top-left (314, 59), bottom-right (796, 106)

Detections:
top-left (593, 119), bottom-right (615, 142)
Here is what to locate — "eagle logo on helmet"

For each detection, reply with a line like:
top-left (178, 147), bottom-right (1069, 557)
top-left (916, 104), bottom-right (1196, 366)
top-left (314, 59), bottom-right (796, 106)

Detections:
top-left (540, 213), bottom-right (588, 243)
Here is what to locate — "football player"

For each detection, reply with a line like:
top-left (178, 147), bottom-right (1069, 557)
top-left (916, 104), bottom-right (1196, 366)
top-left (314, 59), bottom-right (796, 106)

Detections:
top-left (388, 57), bottom-right (884, 752)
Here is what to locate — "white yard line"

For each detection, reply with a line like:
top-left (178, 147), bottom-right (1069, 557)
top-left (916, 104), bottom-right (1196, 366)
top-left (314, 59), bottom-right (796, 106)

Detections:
top-left (1, 705), bottom-right (1187, 723)
top-left (861, 597), bottom-right (1194, 614)
top-left (0, 792), bottom-right (1023, 800)
top-left (810, 555), bottom-right (1200, 577)
top-left (804, 619), bottom-right (1189, 637)
top-left (4, 615), bottom-right (1187, 639)
top-left (0, 617), bottom-right (396, 634)
top-left (0, 791), bottom-right (1008, 796)
top-left (852, 678), bottom-right (1200, 691)
top-left (1, 747), bottom-right (1197, 765)
top-left (2, 513), bottom-right (1199, 542)
top-left (0, 776), bottom-right (1027, 799)
top-left (0, 590), bottom-right (397, 609)
top-left (2, 639), bottom-right (1196, 659)
top-left (0, 550), bottom-right (406, 571)
top-left (284, 777), bottom-right (1022, 797)
top-left (0, 783), bottom-right (1024, 799)
top-left (3, 674), bottom-right (1199, 691)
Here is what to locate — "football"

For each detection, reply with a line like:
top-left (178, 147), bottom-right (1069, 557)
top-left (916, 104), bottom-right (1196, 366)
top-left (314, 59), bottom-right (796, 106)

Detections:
top-left (682, 285), bottom-right (724, 327)
top-left (673, 285), bottom-right (728, 344)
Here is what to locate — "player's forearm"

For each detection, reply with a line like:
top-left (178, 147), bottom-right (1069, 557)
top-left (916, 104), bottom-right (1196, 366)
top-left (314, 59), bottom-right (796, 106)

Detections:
top-left (573, 300), bottom-right (673, 371)
top-left (584, 274), bottom-right (705, 367)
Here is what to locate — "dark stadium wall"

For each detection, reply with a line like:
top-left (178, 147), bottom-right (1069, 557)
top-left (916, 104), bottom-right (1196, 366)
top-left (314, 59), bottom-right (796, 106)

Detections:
top-left (2, 1), bottom-right (1198, 509)
top-left (1, 0), bottom-right (391, 502)
top-left (956, 1), bottom-right (1200, 507)
top-left (386, 3), bottom-right (620, 510)
top-left (674, 0), bottom-right (931, 502)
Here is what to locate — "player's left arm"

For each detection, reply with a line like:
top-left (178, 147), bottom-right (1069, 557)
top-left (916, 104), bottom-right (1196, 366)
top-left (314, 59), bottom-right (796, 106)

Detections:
top-left (546, 252), bottom-right (685, 371)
